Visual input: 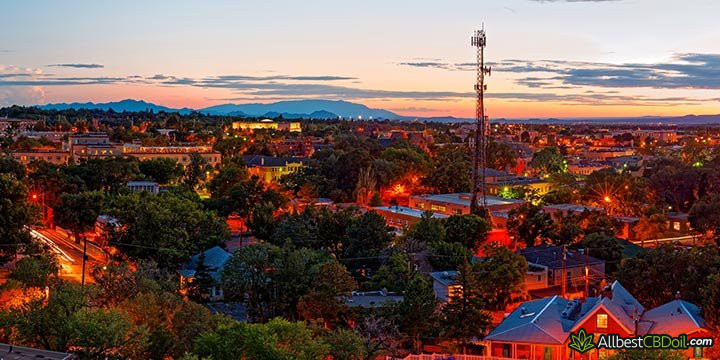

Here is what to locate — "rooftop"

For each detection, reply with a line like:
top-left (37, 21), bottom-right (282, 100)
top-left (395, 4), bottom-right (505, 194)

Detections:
top-left (412, 193), bottom-right (524, 207)
top-left (0, 343), bottom-right (75, 360)
top-left (519, 244), bottom-right (605, 269)
top-left (372, 206), bottom-right (449, 219)
top-left (429, 271), bottom-right (459, 287)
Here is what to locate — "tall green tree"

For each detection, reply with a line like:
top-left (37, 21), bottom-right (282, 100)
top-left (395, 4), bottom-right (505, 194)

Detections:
top-left (396, 274), bottom-right (438, 352)
top-left (444, 214), bottom-right (491, 251)
top-left (506, 203), bottom-right (555, 247)
top-left (0, 173), bottom-right (38, 263)
top-left (55, 191), bottom-right (104, 244)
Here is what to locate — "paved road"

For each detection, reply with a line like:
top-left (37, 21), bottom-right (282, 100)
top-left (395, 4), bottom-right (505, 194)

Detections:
top-left (30, 227), bottom-right (107, 283)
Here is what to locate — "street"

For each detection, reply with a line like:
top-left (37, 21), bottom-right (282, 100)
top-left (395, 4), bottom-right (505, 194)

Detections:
top-left (29, 227), bottom-right (107, 283)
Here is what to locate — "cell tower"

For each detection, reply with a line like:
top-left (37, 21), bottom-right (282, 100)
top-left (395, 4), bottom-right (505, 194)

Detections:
top-left (471, 27), bottom-right (491, 211)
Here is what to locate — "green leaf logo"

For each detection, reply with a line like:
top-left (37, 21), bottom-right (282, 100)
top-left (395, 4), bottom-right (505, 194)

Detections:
top-left (568, 329), bottom-right (596, 354)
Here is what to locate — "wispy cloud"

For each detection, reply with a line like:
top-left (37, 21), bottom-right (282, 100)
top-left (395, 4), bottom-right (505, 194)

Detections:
top-left (529, 0), bottom-right (621, 2)
top-left (48, 63), bottom-right (104, 69)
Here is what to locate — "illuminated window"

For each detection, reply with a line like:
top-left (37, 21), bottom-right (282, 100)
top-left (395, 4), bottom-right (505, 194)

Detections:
top-left (430, 204), bottom-right (446, 212)
top-left (673, 222), bottom-right (681, 231)
top-left (597, 313), bottom-right (608, 329)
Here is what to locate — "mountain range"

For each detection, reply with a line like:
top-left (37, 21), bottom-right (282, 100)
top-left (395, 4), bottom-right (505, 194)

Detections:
top-left (39, 99), bottom-right (403, 120)
top-left (36, 98), bottom-right (720, 125)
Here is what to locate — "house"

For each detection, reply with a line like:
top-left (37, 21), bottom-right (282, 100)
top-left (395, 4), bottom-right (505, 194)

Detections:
top-left (126, 180), bottom-right (160, 194)
top-left (242, 155), bottom-right (307, 183)
top-left (429, 271), bottom-right (463, 303)
top-left (178, 246), bottom-right (232, 301)
top-left (485, 281), bottom-right (712, 359)
top-left (519, 244), bottom-right (606, 298)
top-left (372, 206), bottom-right (448, 229)
top-left (0, 343), bottom-right (76, 360)
top-left (667, 212), bottom-right (692, 233)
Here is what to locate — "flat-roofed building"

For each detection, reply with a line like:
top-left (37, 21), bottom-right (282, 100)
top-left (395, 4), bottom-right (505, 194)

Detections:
top-left (372, 205), bottom-right (448, 228)
top-left (409, 193), bottom-right (525, 216)
top-left (232, 119), bottom-right (301, 132)
top-left (123, 144), bottom-right (221, 166)
top-left (11, 149), bottom-right (71, 165)
top-left (486, 177), bottom-right (553, 197)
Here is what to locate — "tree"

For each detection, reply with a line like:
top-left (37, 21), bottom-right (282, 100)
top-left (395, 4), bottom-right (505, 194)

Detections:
top-left (105, 191), bottom-right (229, 268)
top-left (368, 252), bottom-right (416, 292)
top-left (475, 244), bottom-right (528, 310)
top-left (395, 274), bottom-right (438, 352)
top-left (297, 261), bottom-right (357, 325)
top-left (506, 203), bottom-right (555, 247)
top-left (10, 253), bottom-right (59, 288)
top-left (424, 145), bottom-right (472, 193)
top-left (634, 214), bottom-right (667, 242)
top-left (444, 214), bottom-right (491, 251)
top-left (67, 308), bottom-right (147, 359)
top-left (192, 318), bottom-right (329, 360)
top-left (325, 328), bottom-right (366, 360)
top-left (580, 233), bottom-right (624, 275)
top-left (54, 191), bottom-right (104, 244)
top-left (615, 245), bottom-right (720, 308)
top-left (440, 261), bottom-right (492, 353)
top-left (247, 202), bottom-right (276, 241)
top-left (487, 141), bottom-right (517, 171)
top-left (689, 194), bottom-right (720, 237)
top-left (407, 211), bottom-right (446, 245)
top-left (428, 241), bottom-right (471, 271)
top-left (183, 153), bottom-right (208, 190)
top-left (608, 349), bottom-right (685, 360)
top-left (0, 173), bottom-right (38, 263)
top-left (139, 158), bottom-right (184, 184)
top-left (529, 147), bottom-right (566, 174)
top-left (187, 252), bottom-right (216, 303)
top-left (552, 212), bottom-right (583, 245)
top-left (701, 273), bottom-right (720, 334)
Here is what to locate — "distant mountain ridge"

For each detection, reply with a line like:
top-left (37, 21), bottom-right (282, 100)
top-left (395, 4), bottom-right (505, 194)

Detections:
top-left (40, 99), bottom-right (400, 120)
top-left (36, 98), bottom-right (720, 124)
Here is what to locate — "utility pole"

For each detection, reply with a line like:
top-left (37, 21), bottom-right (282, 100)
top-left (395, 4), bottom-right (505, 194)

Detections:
top-left (561, 245), bottom-right (567, 298)
top-left (584, 248), bottom-right (589, 299)
top-left (81, 236), bottom-right (88, 288)
top-left (470, 27), bottom-right (492, 212)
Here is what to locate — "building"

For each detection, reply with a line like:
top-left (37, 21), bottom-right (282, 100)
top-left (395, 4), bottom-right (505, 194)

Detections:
top-left (667, 212), bottom-right (692, 233)
top-left (231, 119), bottom-right (301, 132)
top-left (345, 290), bottom-right (404, 308)
top-left (485, 281), bottom-right (711, 359)
top-left (372, 205), bottom-right (448, 229)
top-left (543, 204), bottom-right (605, 217)
top-left (11, 149), bottom-right (71, 165)
top-left (178, 246), bottom-right (232, 301)
top-left (0, 118), bottom-right (38, 132)
top-left (632, 129), bottom-right (679, 143)
top-left (567, 163), bottom-right (608, 176)
top-left (486, 177), bottom-right (553, 197)
top-left (242, 155), bottom-right (307, 183)
top-left (519, 244), bottom-right (605, 296)
top-left (123, 144), bottom-right (221, 166)
top-left (126, 180), bottom-right (160, 194)
top-left (408, 193), bottom-right (525, 216)
top-left (0, 343), bottom-right (75, 360)
top-left (428, 271), bottom-right (463, 303)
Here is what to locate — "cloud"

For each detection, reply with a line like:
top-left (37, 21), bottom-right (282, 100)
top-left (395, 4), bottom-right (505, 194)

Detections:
top-left (48, 63), bottom-right (104, 69)
top-left (529, 0), bottom-right (620, 2)
top-left (500, 53), bottom-right (720, 90)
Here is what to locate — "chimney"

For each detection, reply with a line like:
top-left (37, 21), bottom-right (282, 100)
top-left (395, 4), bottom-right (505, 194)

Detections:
top-left (675, 291), bottom-right (681, 300)
top-left (602, 285), bottom-right (613, 300)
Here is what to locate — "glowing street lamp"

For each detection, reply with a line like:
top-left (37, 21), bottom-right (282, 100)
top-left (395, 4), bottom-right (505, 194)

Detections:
top-left (603, 196), bottom-right (611, 203)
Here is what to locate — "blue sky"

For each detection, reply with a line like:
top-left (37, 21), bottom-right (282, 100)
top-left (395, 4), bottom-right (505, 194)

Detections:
top-left (1, 0), bottom-right (720, 117)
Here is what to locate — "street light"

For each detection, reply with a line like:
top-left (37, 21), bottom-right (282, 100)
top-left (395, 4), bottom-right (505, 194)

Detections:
top-left (604, 196), bottom-right (611, 203)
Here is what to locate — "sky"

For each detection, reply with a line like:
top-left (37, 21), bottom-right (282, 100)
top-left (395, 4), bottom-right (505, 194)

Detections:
top-left (1, 0), bottom-right (720, 118)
